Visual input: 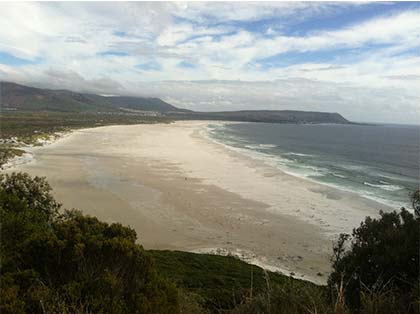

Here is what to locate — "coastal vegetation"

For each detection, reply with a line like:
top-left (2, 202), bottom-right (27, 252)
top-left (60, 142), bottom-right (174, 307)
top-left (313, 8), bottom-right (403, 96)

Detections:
top-left (329, 208), bottom-right (419, 312)
top-left (0, 172), bottom-right (418, 314)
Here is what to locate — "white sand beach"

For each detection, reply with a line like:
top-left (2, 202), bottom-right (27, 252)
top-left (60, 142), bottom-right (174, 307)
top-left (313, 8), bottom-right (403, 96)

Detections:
top-left (4, 121), bottom-right (386, 284)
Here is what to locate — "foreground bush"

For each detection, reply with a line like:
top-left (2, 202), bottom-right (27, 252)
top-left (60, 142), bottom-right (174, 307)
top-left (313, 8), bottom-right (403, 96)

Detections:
top-left (328, 198), bottom-right (419, 313)
top-left (0, 172), bottom-right (179, 314)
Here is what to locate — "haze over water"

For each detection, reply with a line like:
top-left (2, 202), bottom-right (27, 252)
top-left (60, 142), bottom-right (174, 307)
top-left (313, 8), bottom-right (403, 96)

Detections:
top-left (208, 123), bottom-right (420, 209)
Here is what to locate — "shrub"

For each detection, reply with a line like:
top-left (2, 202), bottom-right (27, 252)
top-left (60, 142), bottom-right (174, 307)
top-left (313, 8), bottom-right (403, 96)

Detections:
top-left (0, 172), bottom-right (179, 314)
top-left (231, 277), bottom-right (330, 314)
top-left (328, 202), bottom-right (419, 312)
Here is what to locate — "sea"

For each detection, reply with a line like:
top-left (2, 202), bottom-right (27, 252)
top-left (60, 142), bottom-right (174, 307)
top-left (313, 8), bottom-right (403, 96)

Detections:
top-left (207, 122), bottom-right (419, 209)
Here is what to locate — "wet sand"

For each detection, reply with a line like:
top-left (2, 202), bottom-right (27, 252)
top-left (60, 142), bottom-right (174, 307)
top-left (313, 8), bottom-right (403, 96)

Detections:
top-left (4, 121), bottom-right (385, 284)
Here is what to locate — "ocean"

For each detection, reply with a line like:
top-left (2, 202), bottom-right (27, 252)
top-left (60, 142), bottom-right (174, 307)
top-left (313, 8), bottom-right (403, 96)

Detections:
top-left (207, 122), bottom-right (419, 209)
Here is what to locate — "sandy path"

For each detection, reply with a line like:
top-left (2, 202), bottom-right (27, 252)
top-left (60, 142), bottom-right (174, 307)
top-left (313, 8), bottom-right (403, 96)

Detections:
top-left (4, 121), bottom-right (385, 284)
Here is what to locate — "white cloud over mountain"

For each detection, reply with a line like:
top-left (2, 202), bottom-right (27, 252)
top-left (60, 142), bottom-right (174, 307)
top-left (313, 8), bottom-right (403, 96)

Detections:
top-left (0, 2), bottom-right (419, 123)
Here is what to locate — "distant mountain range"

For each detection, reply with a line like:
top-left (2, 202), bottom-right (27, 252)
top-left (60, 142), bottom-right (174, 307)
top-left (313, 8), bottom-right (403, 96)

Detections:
top-left (0, 82), bottom-right (350, 124)
top-left (0, 82), bottom-right (185, 113)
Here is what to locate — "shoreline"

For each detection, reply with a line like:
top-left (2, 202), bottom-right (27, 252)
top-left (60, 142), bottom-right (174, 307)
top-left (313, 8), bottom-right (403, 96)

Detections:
top-left (2, 121), bottom-right (388, 285)
top-left (192, 122), bottom-right (386, 237)
top-left (202, 122), bottom-right (399, 210)
top-left (0, 131), bottom-right (72, 170)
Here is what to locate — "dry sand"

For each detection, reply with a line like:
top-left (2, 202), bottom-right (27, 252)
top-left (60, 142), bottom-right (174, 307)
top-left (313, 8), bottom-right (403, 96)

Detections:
top-left (4, 121), bottom-right (385, 284)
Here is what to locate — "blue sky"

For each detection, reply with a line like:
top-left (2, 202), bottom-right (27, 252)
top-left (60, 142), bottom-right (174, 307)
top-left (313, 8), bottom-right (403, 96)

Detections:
top-left (0, 2), bottom-right (419, 123)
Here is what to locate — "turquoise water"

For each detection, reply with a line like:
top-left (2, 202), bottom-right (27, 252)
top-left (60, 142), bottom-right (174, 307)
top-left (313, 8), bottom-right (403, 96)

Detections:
top-left (207, 123), bottom-right (419, 209)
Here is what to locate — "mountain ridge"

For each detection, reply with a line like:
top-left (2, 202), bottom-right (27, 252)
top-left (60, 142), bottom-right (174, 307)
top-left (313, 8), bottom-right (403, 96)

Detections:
top-left (0, 81), bottom-right (185, 113)
top-left (0, 81), bottom-right (350, 124)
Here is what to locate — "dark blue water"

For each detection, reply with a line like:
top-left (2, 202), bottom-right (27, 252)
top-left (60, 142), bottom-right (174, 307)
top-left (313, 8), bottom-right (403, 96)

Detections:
top-left (207, 123), bottom-right (419, 208)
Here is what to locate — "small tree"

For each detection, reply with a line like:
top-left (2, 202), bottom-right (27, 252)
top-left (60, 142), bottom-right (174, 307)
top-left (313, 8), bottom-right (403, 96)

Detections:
top-left (328, 193), bottom-right (420, 311)
top-left (0, 172), bottom-right (61, 217)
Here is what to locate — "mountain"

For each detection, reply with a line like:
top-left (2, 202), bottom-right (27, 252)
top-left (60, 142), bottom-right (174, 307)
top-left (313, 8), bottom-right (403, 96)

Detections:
top-left (168, 109), bottom-right (350, 124)
top-left (104, 96), bottom-right (184, 112)
top-left (0, 82), bottom-right (350, 124)
top-left (0, 82), bottom-right (184, 113)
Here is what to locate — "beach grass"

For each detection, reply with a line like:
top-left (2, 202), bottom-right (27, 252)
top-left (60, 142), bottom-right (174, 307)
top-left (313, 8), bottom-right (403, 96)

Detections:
top-left (148, 250), bottom-right (321, 312)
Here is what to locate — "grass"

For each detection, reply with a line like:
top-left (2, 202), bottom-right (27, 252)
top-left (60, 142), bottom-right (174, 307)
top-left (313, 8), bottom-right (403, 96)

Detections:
top-left (148, 250), bottom-right (323, 313)
top-left (148, 250), bottom-right (419, 314)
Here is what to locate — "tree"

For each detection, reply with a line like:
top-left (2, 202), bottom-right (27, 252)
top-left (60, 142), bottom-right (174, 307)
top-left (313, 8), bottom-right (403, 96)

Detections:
top-left (0, 172), bottom-right (61, 217)
top-left (0, 172), bottom-right (179, 314)
top-left (0, 173), bottom-right (59, 275)
top-left (328, 201), bottom-right (419, 311)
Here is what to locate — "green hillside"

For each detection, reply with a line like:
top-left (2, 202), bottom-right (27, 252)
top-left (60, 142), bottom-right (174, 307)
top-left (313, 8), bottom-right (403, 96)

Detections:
top-left (149, 250), bottom-right (320, 313)
top-left (0, 82), bottom-right (182, 113)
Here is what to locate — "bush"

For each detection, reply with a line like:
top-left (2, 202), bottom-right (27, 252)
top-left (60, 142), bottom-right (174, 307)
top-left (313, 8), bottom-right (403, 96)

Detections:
top-left (0, 172), bottom-right (179, 314)
top-left (328, 203), bottom-right (419, 312)
top-left (231, 277), bottom-right (330, 314)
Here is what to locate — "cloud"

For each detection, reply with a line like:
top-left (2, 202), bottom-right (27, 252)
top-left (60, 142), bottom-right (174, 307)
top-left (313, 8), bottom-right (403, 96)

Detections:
top-left (0, 2), bottom-right (419, 124)
top-left (384, 74), bottom-right (420, 81)
top-left (124, 79), bottom-right (419, 124)
top-left (0, 65), bottom-right (123, 94)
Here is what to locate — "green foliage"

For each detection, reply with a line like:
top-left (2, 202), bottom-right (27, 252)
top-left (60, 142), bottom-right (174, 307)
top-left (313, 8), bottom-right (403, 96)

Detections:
top-left (0, 172), bottom-right (179, 314)
top-left (411, 190), bottom-right (420, 217)
top-left (0, 172), bottom-right (60, 216)
top-left (0, 173), bottom-right (60, 272)
top-left (149, 250), bottom-right (318, 313)
top-left (177, 289), bottom-right (211, 314)
top-left (230, 278), bottom-right (330, 314)
top-left (0, 111), bottom-right (171, 140)
top-left (328, 206), bottom-right (419, 312)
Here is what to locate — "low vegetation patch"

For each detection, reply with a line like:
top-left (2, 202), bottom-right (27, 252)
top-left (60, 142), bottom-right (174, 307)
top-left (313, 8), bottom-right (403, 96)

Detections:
top-left (0, 147), bottom-right (26, 168)
top-left (149, 250), bottom-right (321, 313)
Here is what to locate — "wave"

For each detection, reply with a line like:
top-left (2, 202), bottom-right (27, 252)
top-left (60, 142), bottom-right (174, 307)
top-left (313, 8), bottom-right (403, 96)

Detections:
top-left (244, 143), bottom-right (277, 150)
top-left (283, 152), bottom-right (315, 157)
top-left (205, 124), bottom-right (411, 209)
top-left (298, 165), bottom-right (326, 176)
top-left (259, 144), bottom-right (277, 149)
top-left (332, 173), bottom-right (348, 179)
top-left (364, 182), bottom-right (404, 192)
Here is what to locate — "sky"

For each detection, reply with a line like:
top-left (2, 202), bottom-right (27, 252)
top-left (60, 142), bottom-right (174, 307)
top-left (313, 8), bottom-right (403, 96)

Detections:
top-left (0, 1), bottom-right (419, 124)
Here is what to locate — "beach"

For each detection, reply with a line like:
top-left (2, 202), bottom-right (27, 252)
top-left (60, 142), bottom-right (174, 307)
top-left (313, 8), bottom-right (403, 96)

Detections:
top-left (4, 121), bottom-right (386, 284)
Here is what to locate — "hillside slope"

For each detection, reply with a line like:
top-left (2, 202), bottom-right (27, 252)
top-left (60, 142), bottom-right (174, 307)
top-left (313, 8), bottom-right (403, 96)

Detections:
top-left (169, 109), bottom-right (350, 124)
top-left (0, 82), bottom-right (350, 124)
top-left (0, 82), bottom-right (183, 113)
